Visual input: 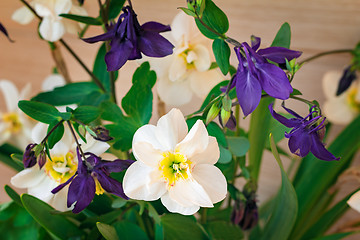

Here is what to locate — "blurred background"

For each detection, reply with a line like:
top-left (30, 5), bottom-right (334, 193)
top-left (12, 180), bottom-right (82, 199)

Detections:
top-left (1, 0), bottom-right (360, 235)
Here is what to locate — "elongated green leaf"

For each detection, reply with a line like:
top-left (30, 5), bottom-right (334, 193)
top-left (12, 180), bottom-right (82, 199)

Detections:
top-left (4, 185), bottom-right (22, 207)
top-left (73, 106), bottom-right (101, 124)
top-left (291, 114), bottom-right (360, 239)
top-left (271, 22), bottom-right (291, 48)
top-left (32, 82), bottom-right (99, 106)
top-left (47, 121), bottom-right (64, 149)
top-left (195, 0), bottom-right (229, 39)
top-left (93, 44), bottom-right (119, 92)
top-left (248, 97), bottom-right (274, 182)
top-left (18, 101), bottom-right (61, 124)
top-left (205, 221), bottom-right (243, 240)
top-left (260, 134), bottom-right (298, 240)
top-left (21, 194), bottom-right (84, 239)
top-left (108, 0), bottom-right (126, 19)
top-left (97, 222), bottom-right (119, 240)
top-left (114, 221), bottom-right (149, 240)
top-left (212, 39), bottom-right (230, 75)
top-left (227, 136), bottom-right (250, 157)
top-left (179, 7), bottom-right (197, 17)
top-left (0, 152), bottom-right (23, 172)
top-left (59, 14), bottom-right (102, 25)
top-left (198, 80), bottom-right (228, 113)
top-left (161, 214), bottom-right (207, 240)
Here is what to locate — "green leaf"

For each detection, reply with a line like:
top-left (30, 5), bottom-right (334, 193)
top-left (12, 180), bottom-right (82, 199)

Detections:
top-left (205, 221), bottom-right (243, 240)
top-left (4, 185), bottom-right (22, 207)
top-left (265, 113), bottom-right (291, 148)
top-left (207, 122), bottom-right (227, 147)
top-left (18, 101), bottom-right (61, 124)
top-left (73, 106), bottom-right (101, 124)
top-left (47, 121), bottom-right (64, 149)
top-left (227, 136), bottom-right (250, 157)
top-left (147, 203), bottom-right (161, 225)
top-left (161, 214), bottom-right (207, 240)
top-left (32, 82), bottom-right (100, 106)
top-left (218, 145), bottom-right (232, 164)
top-left (59, 13), bottom-right (102, 25)
top-left (97, 222), bottom-right (119, 240)
top-left (114, 221), bottom-right (149, 240)
top-left (260, 134), bottom-right (298, 240)
top-left (195, 0), bottom-right (229, 39)
top-left (21, 194), bottom-right (84, 239)
top-left (178, 7), bottom-right (197, 17)
top-left (198, 80), bottom-right (228, 113)
top-left (310, 232), bottom-right (355, 240)
top-left (93, 44), bottom-right (119, 92)
top-left (271, 22), bottom-right (291, 48)
top-left (108, 0), bottom-right (126, 19)
top-left (0, 152), bottom-right (23, 172)
top-left (212, 39), bottom-right (230, 75)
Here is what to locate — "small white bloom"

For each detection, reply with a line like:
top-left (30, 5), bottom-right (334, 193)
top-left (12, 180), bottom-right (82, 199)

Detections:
top-left (322, 71), bottom-right (360, 125)
top-left (0, 80), bottom-right (33, 149)
top-left (11, 123), bottom-right (110, 211)
top-left (146, 11), bottom-right (223, 106)
top-left (348, 190), bottom-right (360, 213)
top-left (12, 0), bottom-right (87, 42)
top-left (123, 108), bottom-right (227, 215)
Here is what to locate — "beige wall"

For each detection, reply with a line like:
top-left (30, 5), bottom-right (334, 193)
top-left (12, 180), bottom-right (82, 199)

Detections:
top-left (1, 0), bottom-right (360, 235)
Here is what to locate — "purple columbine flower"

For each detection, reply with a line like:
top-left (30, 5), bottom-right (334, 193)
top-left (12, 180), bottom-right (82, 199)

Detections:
top-left (23, 143), bottom-right (37, 168)
top-left (233, 36), bottom-right (302, 116)
top-left (52, 148), bottom-right (134, 213)
top-left (83, 6), bottom-right (174, 71)
top-left (268, 103), bottom-right (340, 161)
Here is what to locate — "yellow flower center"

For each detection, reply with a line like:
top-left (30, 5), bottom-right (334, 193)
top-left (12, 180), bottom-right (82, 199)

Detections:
top-left (159, 152), bottom-right (192, 187)
top-left (2, 112), bottom-right (22, 133)
top-left (44, 152), bottom-right (77, 184)
top-left (347, 87), bottom-right (360, 112)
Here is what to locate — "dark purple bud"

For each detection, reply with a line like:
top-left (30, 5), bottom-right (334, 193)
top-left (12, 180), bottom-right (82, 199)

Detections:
top-left (92, 126), bottom-right (113, 142)
top-left (231, 198), bottom-right (258, 230)
top-left (38, 152), bottom-right (46, 169)
top-left (336, 66), bottom-right (357, 96)
top-left (0, 22), bottom-right (14, 43)
top-left (23, 144), bottom-right (37, 168)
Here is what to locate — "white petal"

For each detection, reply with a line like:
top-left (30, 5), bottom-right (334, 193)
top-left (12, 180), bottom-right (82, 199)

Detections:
top-left (54, 0), bottom-right (72, 16)
top-left (348, 190), bottom-right (360, 213)
top-left (142, 55), bottom-right (172, 78)
top-left (176, 120), bottom-right (208, 158)
top-left (0, 80), bottom-right (20, 112)
top-left (171, 11), bottom-right (191, 42)
top-left (132, 142), bottom-right (164, 167)
top-left (39, 17), bottom-right (65, 42)
top-left (169, 55), bottom-right (188, 82)
top-left (192, 44), bottom-right (211, 72)
top-left (28, 176), bottom-right (58, 203)
top-left (19, 83), bottom-right (32, 100)
top-left (31, 122), bottom-right (47, 143)
top-left (157, 76), bottom-right (193, 106)
top-left (190, 137), bottom-right (219, 165)
top-left (133, 125), bottom-right (165, 151)
top-left (322, 71), bottom-right (343, 100)
top-left (161, 192), bottom-right (200, 215)
top-left (34, 3), bottom-right (53, 18)
top-left (82, 137), bottom-right (109, 156)
top-left (123, 161), bottom-right (167, 201)
top-left (12, 6), bottom-right (35, 25)
top-left (63, 19), bottom-right (80, 35)
top-left (51, 141), bottom-right (70, 156)
top-left (168, 178), bottom-right (213, 207)
top-left (192, 164), bottom-right (227, 203)
top-left (189, 69), bottom-right (223, 99)
top-left (323, 99), bottom-right (356, 125)
top-left (42, 74), bottom-right (66, 91)
top-left (48, 185), bottom-right (71, 211)
top-left (11, 166), bottom-right (47, 189)
top-left (155, 108), bottom-right (188, 151)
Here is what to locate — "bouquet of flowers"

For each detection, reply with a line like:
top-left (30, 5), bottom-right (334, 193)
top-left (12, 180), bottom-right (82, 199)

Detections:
top-left (1, 0), bottom-right (360, 239)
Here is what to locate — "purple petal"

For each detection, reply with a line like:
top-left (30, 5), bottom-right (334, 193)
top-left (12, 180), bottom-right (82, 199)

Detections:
top-left (96, 159), bottom-right (134, 173)
top-left (268, 103), bottom-right (301, 128)
top-left (76, 148), bottom-right (87, 175)
top-left (0, 22), bottom-right (14, 42)
top-left (138, 31), bottom-right (174, 57)
top-left (141, 21), bottom-right (171, 33)
top-left (282, 105), bottom-right (303, 119)
top-left (95, 171), bottom-right (128, 199)
top-left (288, 128), bottom-right (311, 157)
top-left (250, 35), bottom-right (261, 51)
top-left (82, 30), bottom-right (115, 43)
top-left (51, 173), bottom-right (77, 194)
top-left (235, 69), bottom-right (262, 116)
top-left (84, 152), bottom-right (101, 167)
top-left (67, 175), bottom-right (95, 213)
top-left (257, 63), bottom-right (292, 100)
top-left (257, 47), bottom-right (302, 64)
top-left (105, 38), bottom-right (133, 71)
top-left (310, 133), bottom-right (340, 161)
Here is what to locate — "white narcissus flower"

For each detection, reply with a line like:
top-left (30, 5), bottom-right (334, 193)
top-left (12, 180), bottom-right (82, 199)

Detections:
top-left (123, 108), bottom-right (227, 215)
top-left (145, 11), bottom-right (223, 106)
top-left (347, 190), bottom-right (360, 213)
top-left (11, 123), bottom-right (110, 211)
top-left (322, 71), bottom-right (360, 124)
top-left (0, 80), bottom-right (34, 149)
top-left (12, 0), bottom-right (87, 42)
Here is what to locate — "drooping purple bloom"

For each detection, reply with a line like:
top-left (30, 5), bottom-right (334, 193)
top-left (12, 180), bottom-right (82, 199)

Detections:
top-left (52, 148), bottom-right (134, 213)
top-left (23, 144), bottom-right (37, 168)
top-left (233, 36), bottom-right (302, 116)
top-left (268, 103), bottom-right (339, 161)
top-left (92, 126), bottom-right (113, 142)
top-left (83, 6), bottom-right (174, 71)
top-left (336, 65), bottom-right (357, 96)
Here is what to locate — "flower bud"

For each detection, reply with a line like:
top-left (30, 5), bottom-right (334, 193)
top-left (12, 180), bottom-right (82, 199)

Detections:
top-left (92, 126), bottom-right (113, 142)
top-left (38, 151), bottom-right (47, 169)
top-left (231, 198), bottom-right (258, 231)
top-left (220, 108), bottom-right (231, 126)
top-left (206, 103), bottom-right (221, 125)
top-left (23, 144), bottom-right (37, 168)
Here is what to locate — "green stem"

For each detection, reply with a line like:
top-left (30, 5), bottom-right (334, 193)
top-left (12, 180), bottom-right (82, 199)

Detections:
top-left (66, 121), bottom-right (87, 161)
top-left (290, 95), bottom-right (316, 106)
top-left (200, 208), bottom-right (208, 224)
top-left (298, 49), bottom-right (353, 65)
top-left (41, 120), bottom-right (64, 145)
